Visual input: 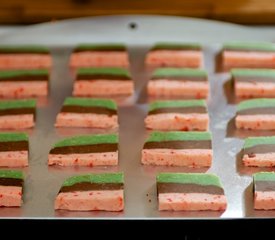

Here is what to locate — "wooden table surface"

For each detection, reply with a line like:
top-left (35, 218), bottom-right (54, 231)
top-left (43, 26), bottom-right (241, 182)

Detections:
top-left (1, 0), bottom-right (275, 24)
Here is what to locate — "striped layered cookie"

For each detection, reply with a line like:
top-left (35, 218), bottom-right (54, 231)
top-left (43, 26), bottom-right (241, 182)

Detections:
top-left (142, 131), bottom-right (212, 167)
top-left (73, 67), bottom-right (134, 97)
top-left (0, 69), bottom-right (49, 98)
top-left (157, 173), bottom-right (227, 211)
top-left (221, 42), bottom-right (275, 71)
top-left (145, 100), bottom-right (209, 131)
top-left (0, 170), bottom-right (24, 207)
top-left (147, 68), bottom-right (209, 99)
top-left (235, 98), bottom-right (275, 130)
top-left (254, 172), bottom-right (275, 210)
top-left (0, 132), bottom-right (28, 167)
top-left (0, 45), bottom-right (52, 70)
top-left (145, 42), bottom-right (203, 68)
top-left (0, 99), bottom-right (36, 129)
top-left (243, 136), bottom-right (275, 167)
top-left (49, 134), bottom-right (118, 167)
top-left (69, 43), bottom-right (129, 68)
top-left (232, 69), bottom-right (275, 99)
top-left (55, 97), bottom-right (118, 129)
top-left (55, 172), bottom-right (124, 211)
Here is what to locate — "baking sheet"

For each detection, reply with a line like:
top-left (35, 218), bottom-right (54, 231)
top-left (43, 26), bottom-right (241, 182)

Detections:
top-left (0, 15), bottom-right (275, 219)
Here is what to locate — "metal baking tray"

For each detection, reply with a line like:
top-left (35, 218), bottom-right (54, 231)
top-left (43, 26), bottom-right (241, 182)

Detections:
top-left (0, 15), bottom-right (275, 219)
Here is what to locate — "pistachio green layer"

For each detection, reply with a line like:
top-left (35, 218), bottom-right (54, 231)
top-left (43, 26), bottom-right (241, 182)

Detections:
top-left (54, 134), bottom-right (118, 148)
top-left (0, 45), bottom-right (49, 53)
top-left (152, 68), bottom-right (207, 78)
top-left (0, 132), bottom-right (28, 142)
top-left (152, 42), bottom-right (201, 50)
top-left (244, 136), bottom-right (275, 149)
top-left (0, 69), bottom-right (48, 79)
top-left (146, 131), bottom-right (211, 143)
top-left (62, 172), bottom-right (124, 187)
top-left (231, 69), bottom-right (275, 78)
top-left (0, 99), bottom-right (36, 110)
top-left (237, 98), bottom-right (275, 112)
top-left (149, 100), bottom-right (206, 111)
top-left (254, 172), bottom-right (275, 182)
top-left (74, 43), bottom-right (126, 51)
top-left (157, 173), bottom-right (223, 188)
top-left (63, 97), bottom-right (117, 110)
top-left (0, 170), bottom-right (23, 179)
top-left (77, 67), bottom-right (130, 78)
top-left (223, 42), bottom-right (275, 52)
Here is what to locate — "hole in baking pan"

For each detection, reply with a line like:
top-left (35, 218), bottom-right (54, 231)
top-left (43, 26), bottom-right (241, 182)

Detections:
top-left (128, 22), bottom-right (138, 30)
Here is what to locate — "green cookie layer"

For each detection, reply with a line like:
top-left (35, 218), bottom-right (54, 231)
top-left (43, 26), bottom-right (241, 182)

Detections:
top-left (223, 42), bottom-right (275, 52)
top-left (63, 97), bottom-right (117, 110)
top-left (77, 67), bottom-right (130, 78)
top-left (0, 170), bottom-right (23, 179)
top-left (231, 69), bottom-right (275, 78)
top-left (152, 42), bottom-right (201, 50)
top-left (254, 172), bottom-right (275, 182)
top-left (152, 68), bottom-right (207, 78)
top-left (237, 98), bottom-right (275, 112)
top-left (0, 69), bottom-right (48, 79)
top-left (0, 99), bottom-right (36, 110)
top-left (0, 45), bottom-right (50, 53)
top-left (62, 172), bottom-right (124, 187)
top-left (157, 173), bottom-right (223, 188)
top-left (74, 43), bottom-right (126, 51)
top-left (244, 136), bottom-right (275, 149)
top-left (54, 134), bottom-right (118, 148)
top-left (149, 100), bottom-right (206, 111)
top-left (146, 131), bottom-right (211, 143)
top-left (0, 132), bottom-right (28, 142)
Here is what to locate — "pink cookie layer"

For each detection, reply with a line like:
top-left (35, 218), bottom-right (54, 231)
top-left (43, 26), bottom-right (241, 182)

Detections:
top-left (55, 190), bottom-right (124, 211)
top-left (147, 80), bottom-right (208, 99)
top-left (73, 80), bottom-right (134, 96)
top-left (0, 81), bottom-right (48, 98)
top-left (0, 186), bottom-right (22, 207)
top-left (158, 193), bottom-right (227, 211)
top-left (48, 152), bottom-right (118, 167)
top-left (145, 113), bottom-right (209, 131)
top-left (223, 51), bottom-right (275, 70)
top-left (141, 149), bottom-right (212, 167)
top-left (0, 151), bottom-right (28, 167)
top-left (70, 52), bottom-right (129, 67)
top-left (243, 153), bottom-right (275, 167)
top-left (146, 50), bottom-right (202, 68)
top-left (235, 82), bottom-right (275, 98)
top-left (0, 114), bottom-right (34, 129)
top-left (55, 113), bottom-right (118, 129)
top-left (254, 191), bottom-right (275, 210)
top-left (0, 54), bottom-right (52, 69)
top-left (235, 115), bottom-right (275, 130)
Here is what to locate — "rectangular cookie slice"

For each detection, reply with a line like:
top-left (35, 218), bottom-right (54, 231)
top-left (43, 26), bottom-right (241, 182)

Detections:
top-left (0, 69), bottom-right (49, 98)
top-left (55, 172), bottom-right (124, 211)
top-left (254, 172), bottom-right (275, 210)
top-left (145, 100), bottom-right (209, 131)
top-left (232, 69), bottom-right (275, 98)
top-left (0, 99), bottom-right (36, 129)
top-left (142, 131), bottom-right (212, 167)
top-left (147, 68), bottom-right (208, 99)
top-left (221, 42), bottom-right (275, 71)
top-left (69, 43), bottom-right (129, 68)
top-left (243, 136), bottom-right (275, 167)
top-left (49, 134), bottom-right (118, 167)
top-left (235, 98), bottom-right (275, 130)
top-left (0, 45), bottom-right (52, 70)
top-left (157, 173), bottom-right (227, 211)
top-left (145, 42), bottom-right (203, 68)
top-left (0, 170), bottom-right (23, 207)
top-left (73, 67), bottom-right (134, 96)
top-left (0, 132), bottom-right (28, 167)
top-left (55, 97), bottom-right (118, 129)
